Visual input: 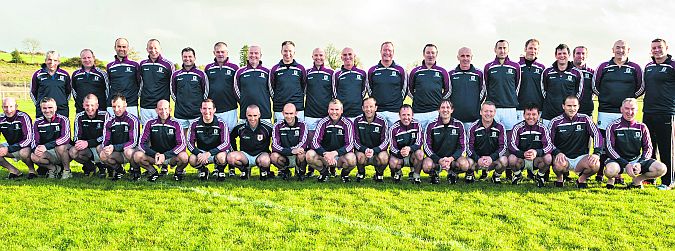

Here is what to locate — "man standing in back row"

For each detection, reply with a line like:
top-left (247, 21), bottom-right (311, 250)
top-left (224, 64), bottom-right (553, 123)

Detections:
top-left (593, 40), bottom-right (643, 183)
top-left (235, 45), bottom-right (272, 123)
top-left (271, 41), bottom-right (306, 122)
top-left (643, 38), bottom-right (675, 190)
top-left (334, 47), bottom-right (367, 120)
top-left (517, 39), bottom-right (545, 121)
top-left (106, 38), bottom-right (140, 117)
top-left (484, 40), bottom-right (521, 131)
top-left (139, 39), bottom-right (174, 125)
top-left (408, 44), bottom-right (450, 129)
top-left (367, 42), bottom-right (407, 126)
top-left (205, 42), bottom-right (240, 133)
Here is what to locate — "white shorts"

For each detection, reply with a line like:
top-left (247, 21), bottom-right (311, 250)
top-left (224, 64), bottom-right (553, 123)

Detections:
top-left (566, 154), bottom-right (586, 171)
top-left (45, 148), bottom-right (62, 163)
top-left (541, 119), bottom-right (552, 129)
top-left (107, 106), bottom-right (139, 118)
top-left (415, 111), bottom-right (439, 131)
top-left (305, 116), bottom-right (323, 131)
top-left (286, 155), bottom-right (298, 168)
top-left (495, 108), bottom-right (518, 130)
top-left (274, 111), bottom-right (304, 124)
top-left (139, 108), bottom-right (158, 126)
top-left (597, 112), bottom-right (622, 130)
top-left (462, 122), bottom-right (474, 135)
top-left (89, 147), bottom-right (101, 163)
top-left (0, 143), bottom-right (21, 161)
top-left (243, 151), bottom-right (263, 168)
top-left (175, 118), bottom-right (195, 129)
top-left (379, 111), bottom-right (399, 127)
top-left (215, 109), bottom-right (238, 133)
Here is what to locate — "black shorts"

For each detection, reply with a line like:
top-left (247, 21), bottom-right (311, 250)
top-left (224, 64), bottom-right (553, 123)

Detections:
top-left (606, 158), bottom-right (655, 174)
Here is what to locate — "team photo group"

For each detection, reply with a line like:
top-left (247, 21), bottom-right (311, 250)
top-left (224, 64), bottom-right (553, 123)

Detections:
top-left (4, 37), bottom-right (673, 190)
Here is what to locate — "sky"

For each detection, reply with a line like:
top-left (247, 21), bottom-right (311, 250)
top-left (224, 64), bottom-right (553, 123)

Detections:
top-left (2, 0), bottom-right (674, 69)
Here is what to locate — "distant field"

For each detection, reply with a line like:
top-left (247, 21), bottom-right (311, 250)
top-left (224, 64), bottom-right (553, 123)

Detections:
top-left (0, 51), bottom-right (67, 64)
top-left (0, 61), bottom-right (78, 84)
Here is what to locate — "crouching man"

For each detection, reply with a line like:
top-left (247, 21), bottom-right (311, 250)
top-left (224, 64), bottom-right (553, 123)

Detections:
top-left (604, 98), bottom-right (667, 189)
top-left (271, 103), bottom-right (308, 180)
top-left (305, 99), bottom-right (356, 182)
top-left (187, 99), bottom-right (230, 181)
top-left (421, 99), bottom-right (472, 184)
top-left (31, 97), bottom-right (71, 179)
top-left (134, 100), bottom-right (188, 181)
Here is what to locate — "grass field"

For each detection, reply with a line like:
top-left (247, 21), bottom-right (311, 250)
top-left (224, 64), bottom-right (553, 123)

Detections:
top-left (0, 99), bottom-right (670, 250)
top-left (0, 61), bottom-right (78, 84)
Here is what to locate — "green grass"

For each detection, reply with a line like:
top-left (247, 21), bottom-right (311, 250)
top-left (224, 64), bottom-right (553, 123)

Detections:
top-left (0, 61), bottom-right (78, 84)
top-left (0, 93), bottom-right (668, 250)
top-left (0, 52), bottom-right (68, 65)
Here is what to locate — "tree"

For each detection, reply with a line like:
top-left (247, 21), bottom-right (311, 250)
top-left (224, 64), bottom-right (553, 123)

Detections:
top-left (127, 47), bottom-right (141, 61)
top-left (325, 43), bottom-right (340, 69)
top-left (10, 49), bottom-right (24, 64)
top-left (239, 45), bottom-right (249, 67)
top-left (22, 38), bottom-right (40, 64)
top-left (354, 56), bottom-right (362, 68)
top-left (407, 60), bottom-right (421, 71)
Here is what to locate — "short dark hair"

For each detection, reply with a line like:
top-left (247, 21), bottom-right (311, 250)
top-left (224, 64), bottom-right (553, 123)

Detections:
top-left (423, 44), bottom-right (437, 53)
top-left (524, 102), bottom-right (539, 112)
top-left (495, 40), bottom-right (509, 48)
top-left (652, 38), bottom-right (667, 46)
top-left (202, 98), bottom-right (215, 107)
top-left (281, 41), bottom-right (295, 47)
top-left (40, 97), bottom-right (55, 105)
top-left (439, 98), bottom-right (453, 109)
top-left (381, 41), bottom-right (394, 50)
top-left (555, 44), bottom-right (570, 54)
top-left (181, 47), bottom-right (196, 57)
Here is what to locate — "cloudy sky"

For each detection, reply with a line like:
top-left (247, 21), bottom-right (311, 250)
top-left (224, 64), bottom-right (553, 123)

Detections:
top-left (2, 0), bottom-right (673, 69)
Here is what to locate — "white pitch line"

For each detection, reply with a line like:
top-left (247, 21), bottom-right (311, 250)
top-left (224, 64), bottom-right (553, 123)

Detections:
top-left (185, 187), bottom-right (471, 249)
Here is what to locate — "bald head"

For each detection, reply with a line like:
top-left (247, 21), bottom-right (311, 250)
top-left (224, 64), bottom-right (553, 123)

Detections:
top-left (613, 40), bottom-right (630, 61)
top-left (457, 47), bottom-right (473, 70)
top-left (2, 97), bottom-right (17, 117)
top-left (341, 47), bottom-right (356, 68)
top-left (3, 97), bottom-right (16, 107)
top-left (157, 100), bottom-right (169, 108)
top-left (312, 47), bottom-right (326, 67)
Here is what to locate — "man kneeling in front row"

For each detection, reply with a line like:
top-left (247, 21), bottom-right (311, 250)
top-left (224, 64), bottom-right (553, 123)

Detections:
top-left (604, 98), bottom-right (667, 189)
top-left (508, 103), bottom-right (553, 186)
top-left (549, 96), bottom-right (602, 188)
top-left (228, 105), bottom-right (274, 180)
top-left (306, 99), bottom-right (357, 182)
top-left (271, 103), bottom-right (309, 181)
top-left (421, 99), bottom-right (472, 184)
top-left (187, 99), bottom-right (230, 181)
top-left (134, 100), bottom-right (189, 181)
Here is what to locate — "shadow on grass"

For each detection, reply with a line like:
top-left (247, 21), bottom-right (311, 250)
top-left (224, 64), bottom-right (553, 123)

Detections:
top-left (0, 167), bottom-right (615, 196)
